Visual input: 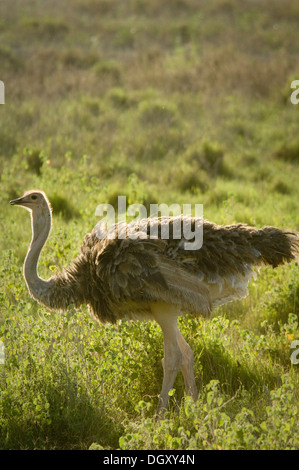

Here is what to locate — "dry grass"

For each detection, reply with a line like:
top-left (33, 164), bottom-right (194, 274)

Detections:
top-left (1, 0), bottom-right (299, 101)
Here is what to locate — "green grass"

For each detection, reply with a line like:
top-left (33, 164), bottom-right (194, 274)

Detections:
top-left (0, 0), bottom-right (299, 450)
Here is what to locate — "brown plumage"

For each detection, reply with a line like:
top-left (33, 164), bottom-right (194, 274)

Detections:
top-left (10, 190), bottom-right (299, 413)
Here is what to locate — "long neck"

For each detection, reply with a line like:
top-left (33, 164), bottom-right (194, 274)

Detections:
top-left (24, 204), bottom-right (87, 311)
top-left (24, 205), bottom-right (52, 302)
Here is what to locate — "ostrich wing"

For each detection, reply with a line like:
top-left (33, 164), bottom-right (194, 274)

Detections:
top-left (84, 220), bottom-right (298, 323)
top-left (89, 233), bottom-right (212, 322)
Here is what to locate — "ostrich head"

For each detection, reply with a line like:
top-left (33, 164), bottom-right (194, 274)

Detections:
top-left (10, 190), bottom-right (52, 242)
top-left (10, 190), bottom-right (51, 214)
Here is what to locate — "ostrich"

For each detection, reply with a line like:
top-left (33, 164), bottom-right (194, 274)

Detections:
top-left (10, 190), bottom-right (299, 413)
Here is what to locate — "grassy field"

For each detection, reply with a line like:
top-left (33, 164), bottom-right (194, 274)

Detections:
top-left (0, 0), bottom-right (299, 450)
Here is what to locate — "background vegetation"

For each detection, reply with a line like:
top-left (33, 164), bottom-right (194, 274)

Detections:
top-left (0, 0), bottom-right (298, 450)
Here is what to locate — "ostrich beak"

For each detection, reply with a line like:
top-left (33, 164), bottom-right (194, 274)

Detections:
top-left (10, 196), bottom-right (25, 205)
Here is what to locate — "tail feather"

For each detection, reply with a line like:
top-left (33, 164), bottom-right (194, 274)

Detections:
top-left (252, 227), bottom-right (299, 268)
top-left (288, 232), bottom-right (299, 262)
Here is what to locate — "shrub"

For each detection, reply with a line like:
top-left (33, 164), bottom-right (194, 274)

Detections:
top-left (192, 141), bottom-right (225, 178)
top-left (107, 88), bottom-right (136, 109)
top-left (25, 149), bottom-right (44, 176)
top-left (20, 17), bottom-right (69, 40)
top-left (49, 193), bottom-right (80, 221)
top-left (119, 376), bottom-right (299, 450)
top-left (0, 45), bottom-right (23, 71)
top-left (61, 49), bottom-right (99, 69)
top-left (138, 99), bottom-right (178, 127)
top-left (93, 60), bottom-right (122, 82)
top-left (273, 139), bottom-right (299, 164)
top-left (171, 160), bottom-right (208, 194)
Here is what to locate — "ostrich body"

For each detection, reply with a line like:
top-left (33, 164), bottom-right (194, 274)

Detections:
top-left (10, 190), bottom-right (299, 413)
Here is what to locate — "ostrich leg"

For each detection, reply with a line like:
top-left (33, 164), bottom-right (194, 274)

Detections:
top-left (152, 303), bottom-right (197, 414)
top-left (177, 329), bottom-right (198, 402)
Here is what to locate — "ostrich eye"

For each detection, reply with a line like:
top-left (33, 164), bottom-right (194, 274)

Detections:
top-left (31, 195), bottom-right (37, 200)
